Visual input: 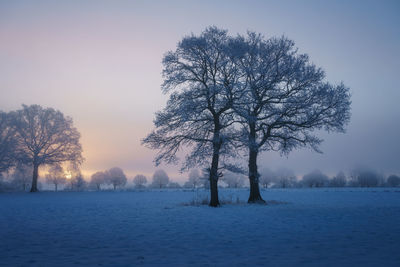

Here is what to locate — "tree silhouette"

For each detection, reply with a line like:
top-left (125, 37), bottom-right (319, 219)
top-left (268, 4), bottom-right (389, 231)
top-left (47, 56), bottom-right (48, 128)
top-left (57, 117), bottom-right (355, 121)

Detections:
top-left (143, 27), bottom-right (241, 206)
top-left (231, 33), bottom-right (351, 202)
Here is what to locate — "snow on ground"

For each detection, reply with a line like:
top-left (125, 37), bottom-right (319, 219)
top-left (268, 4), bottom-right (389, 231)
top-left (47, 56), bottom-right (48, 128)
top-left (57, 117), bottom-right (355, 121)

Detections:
top-left (1, 188), bottom-right (400, 266)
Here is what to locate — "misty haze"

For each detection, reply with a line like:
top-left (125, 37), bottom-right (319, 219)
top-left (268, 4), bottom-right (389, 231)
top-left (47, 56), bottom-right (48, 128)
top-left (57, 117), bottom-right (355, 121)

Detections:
top-left (1, 1), bottom-right (399, 266)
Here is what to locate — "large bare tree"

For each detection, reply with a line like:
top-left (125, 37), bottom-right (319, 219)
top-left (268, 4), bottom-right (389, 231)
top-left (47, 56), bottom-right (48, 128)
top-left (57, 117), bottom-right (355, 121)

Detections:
top-left (232, 33), bottom-right (351, 202)
top-left (142, 27), bottom-right (241, 206)
top-left (14, 105), bottom-right (83, 192)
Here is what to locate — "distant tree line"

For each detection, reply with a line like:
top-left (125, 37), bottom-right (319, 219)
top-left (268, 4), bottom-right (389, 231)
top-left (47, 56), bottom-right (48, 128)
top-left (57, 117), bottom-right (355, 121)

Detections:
top-left (257, 167), bottom-right (400, 188)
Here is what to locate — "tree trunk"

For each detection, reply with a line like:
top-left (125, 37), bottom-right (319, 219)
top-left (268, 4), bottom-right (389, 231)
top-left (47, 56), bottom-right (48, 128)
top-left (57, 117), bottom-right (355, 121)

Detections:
top-left (209, 125), bottom-right (221, 207)
top-left (30, 163), bottom-right (39, 192)
top-left (209, 150), bottom-right (220, 207)
top-left (247, 123), bottom-right (265, 203)
top-left (113, 184), bottom-right (116, 190)
top-left (55, 183), bottom-right (58, 192)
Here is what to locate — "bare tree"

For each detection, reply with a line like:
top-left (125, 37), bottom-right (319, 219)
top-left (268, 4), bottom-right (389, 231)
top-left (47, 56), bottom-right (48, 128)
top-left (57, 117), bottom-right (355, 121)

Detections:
top-left (302, 170), bottom-right (329, 188)
top-left (387, 175), bottom-right (400, 187)
top-left (329, 171), bottom-right (347, 187)
top-left (106, 167), bottom-right (127, 190)
top-left (185, 169), bottom-right (201, 189)
top-left (231, 33), bottom-right (351, 202)
top-left (45, 164), bottom-right (67, 191)
top-left (90, 171), bottom-right (108, 191)
top-left (151, 169), bottom-right (169, 189)
top-left (11, 163), bottom-right (32, 191)
top-left (67, 163), bottom-right (87, 191)
top-left (13, 105), bottom-right (83, 192)
top-left (222, 173), bottom-right (245, 188)
top-left (259, 168), bottom-right (277, 188)
top-left (0, 111), bottom-right (17, 173)
top-left (142, 27), bottom-right (241, 207)
top-left (168, 181), bottom-right (181, 189)
top-left (351, 168), bottom-right (381, 187)
top-left (133, 174), bottom-right (147, 188)
top-left (275, 168), bottom-right (297, 188)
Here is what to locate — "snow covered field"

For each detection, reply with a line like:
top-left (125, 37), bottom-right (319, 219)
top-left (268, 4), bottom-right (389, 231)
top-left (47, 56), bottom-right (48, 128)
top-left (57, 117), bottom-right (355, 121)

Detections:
top-left (1, 188), bottom-right (399, 266)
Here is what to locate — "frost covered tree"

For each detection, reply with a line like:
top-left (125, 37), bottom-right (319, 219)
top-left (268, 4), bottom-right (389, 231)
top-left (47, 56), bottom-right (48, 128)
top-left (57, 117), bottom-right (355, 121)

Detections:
top-left (133, 174), bottom-right (147, 188)
top-left (106, 167), bottom-right (127, 190)
top-left (329, 171), bottom-right (347, 187)
top-left (11, 163), bottom-right (32, 191)
top-left (302, 170), bottom-right (329, 188)
top-left (0, 111), bottom-right (18, 173)
top-left (351, 168), bottom-right (381, 187)
top-left (13, 105), bottom-right (83, 192)
top-left (231, 33), bottom-right (351, 202)
top-left (45, 164), bottom-right (67, 191)
top-left (259, 168), bottom-right (277, 188)
top-left (387, 175), bottom-right (400, 187)
top-left (151, 169), bottom-right (169, 189)
top-left (222, 173), bottom-right (245, 188)
top-left (66, 162), bottom-right (86, 191)
top-left (275, 168), bottom-right (297, 188)
top-left (184, 169), bottom-right (201, 189)
top-left (142, 27), bottom-right (242, 206)
top-left (71, 175), bottom-right (87, 191)
top-left (168, 181), bottom-right (181, 188)
top-left (90, 171), bottom-right (107, 191)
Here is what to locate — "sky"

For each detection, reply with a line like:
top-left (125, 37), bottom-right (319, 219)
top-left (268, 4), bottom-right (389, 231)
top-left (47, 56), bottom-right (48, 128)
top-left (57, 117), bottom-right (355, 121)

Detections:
top-left (0, 0), bottom-right (399, 182)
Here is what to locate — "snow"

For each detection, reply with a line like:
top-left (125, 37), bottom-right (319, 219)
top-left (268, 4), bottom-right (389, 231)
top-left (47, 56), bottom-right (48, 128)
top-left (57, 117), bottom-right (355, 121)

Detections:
top-left (1, 188), bottom-right (400, 266)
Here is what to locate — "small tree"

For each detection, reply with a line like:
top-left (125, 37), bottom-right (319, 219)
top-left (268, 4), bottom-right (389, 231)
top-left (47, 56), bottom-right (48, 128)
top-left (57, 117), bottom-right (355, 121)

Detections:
top-left (90, 171), bottom-right (107, 191)
top-left (66, 163), bottom-right (86, 191)
top-left (0, 111), bottom-right (18, 173)
top-left (106, 167), bottom-right (127, 190)
top-left (13, 105), bottom-right (83, 192)
top-left (71, 175), bottom-right (87, 191)
top-left (45, 164), bottom-right (67, 191)
top-left (222, 173), bottom-right (245, 188)
top-left (259, 168), bottom-right (277, 188)
top-left (185, 169), bottom-right (201, 189)
top-left (133, 174), bottom-right (147, 188)
top-left (351, 168), bottom-right (381, 187)
top-left (151, 169), bottom-right (169, 189)
top-left (302, 170), bottom-right (329, 188)
top-left (168, 181), bottom-right (181, 189)
top-left (275, 168), bottom-right (297, 188)
top-left (11, 163), bottom-right (32, 191)
top-left (387, 175), bottom-right (400, 187)
top-left (330, 171), bottom-right (347, 187)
